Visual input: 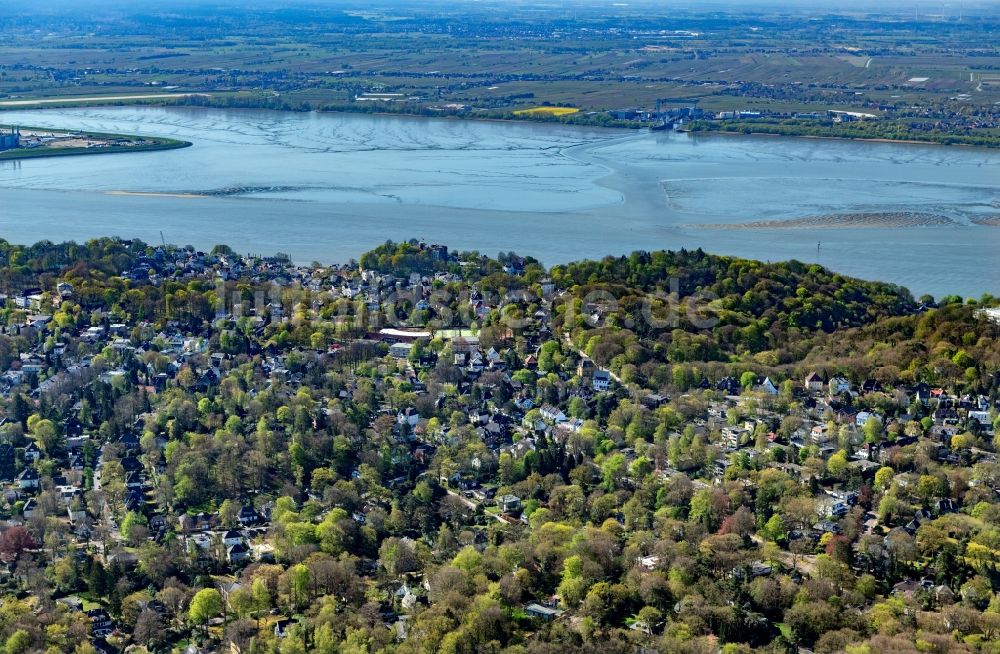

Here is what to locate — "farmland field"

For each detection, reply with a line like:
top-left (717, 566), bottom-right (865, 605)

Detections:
top-left (0, 0), bottom-right (998, 138)
top-left (513, 107), bottom-right (579, 117)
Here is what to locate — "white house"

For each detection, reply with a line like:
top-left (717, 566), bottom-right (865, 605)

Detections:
top-left (389, 343), bottom-right (414, 359)
top-left (23, 443), bottom-right (42, 464)
top-left (828, 377), bottom-right (851, 396)
top-left (223, 529), bottom-right (245, 548)
top-left (856, 411), bottom-right (880, 428)
top-left (17, 468), bottom-right (40, 490)
top-left (227, 542), bottom-right (251, 564)
top-left (497, 494), bottom-right (522, 513)
top-left (968, 411), bottom-right (991, 427)
top-left (757, 377), bottom-right (779, 396)
top-left (397, 407), bottom-right (420, 427)
top-left (540, 405), bottom-right (567, 423)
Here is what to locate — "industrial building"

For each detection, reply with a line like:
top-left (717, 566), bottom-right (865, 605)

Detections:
top-left (0, 127), bottom-right (21, 150)
top-left (0, 126), bottom-right (20, 151)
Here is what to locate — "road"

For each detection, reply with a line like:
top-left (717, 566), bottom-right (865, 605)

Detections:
top-left (446, 489), bottom-right (477, 510)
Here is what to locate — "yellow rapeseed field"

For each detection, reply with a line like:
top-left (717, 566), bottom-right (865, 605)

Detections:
top-left (512, 106), bottom-right (579, 117)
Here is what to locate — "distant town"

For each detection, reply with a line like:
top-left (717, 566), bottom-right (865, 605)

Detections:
top-left (3, 0), bottom-right (1000, 147)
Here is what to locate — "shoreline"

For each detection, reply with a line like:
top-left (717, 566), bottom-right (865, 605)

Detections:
top-left (164, 98), bottom-right (1000, 148)
top-left (0, 123), bottom-right (191, 160)
top-left (0, 140), bottom-right (191, 161)
top-left (0, 93), bottom-right (210, 108)
top-left (5, 96), bottom-right (993, 150)
top-left (684, 127), bottom-right (998, 150)
top-left (360, 109), bottom-right (632, 133)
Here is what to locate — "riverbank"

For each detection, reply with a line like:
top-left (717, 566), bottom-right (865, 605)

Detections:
top-left (317, 104), bottom-right (646, 130)
top-left (158, 93), bottom-right (1000, 145)
top-left (160, 92), bottom-right (645, 130)
top-left (4, 92), bottom-right (995, 147)
top-left (0, 140), bottom-right (191, 161)
top-left (684, 122), bottom-right (1000, 149)
top-left (0, 93), bottom-right (210, 108)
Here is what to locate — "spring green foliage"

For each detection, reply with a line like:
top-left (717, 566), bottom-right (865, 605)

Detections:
top-left (0, 239), bottom-right (997, 654)
top-left (689, 118), bottom-right (1000, 148)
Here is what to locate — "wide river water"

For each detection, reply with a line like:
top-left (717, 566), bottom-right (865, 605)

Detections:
top-left (0, 107), bottom-right (997, 297)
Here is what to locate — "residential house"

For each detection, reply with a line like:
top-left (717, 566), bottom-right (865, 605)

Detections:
top-left (227, 542), bottom-right (251, 564)
top-left (124, 470), bottom-right (144, 490)
top-left (87, 609), bottom-right (114, 637)
top-left (389, 343), bottom-right (414, 359)
top-left (968, 410), bottom-right (991, 427)
top-left (757, 377), bottom-right (779, 396)
top-left (828, 377), bottom-right (851, 396)
top-left (223, 529), bottom-right (245, 548)
top-left (238, 506), bottom-right (262, 527)
top-left (525, 603), bottom-right (564, 621)
top-left (67, 501), bottom-right (86, 524)
top-left (497, 494), bottom-right (522, 514)
top-left (861, 379), bottom-right (883, 394)
top-left (397, 407), bottom-right (420, 428)
top-left (642, 394), bottom-right (668, 409)
top-left (149, 514), bottom-right (169, 533)
top-left (539, 405), bottom-right (567, 423)
top-left (124, 491), bottom-right (145, 513)
top-left (810, 424), bottom-right (832, 445)
top-left (274, 618), bottom-right (294, 638)
top-left (23, 442), bottom-right (42, 464)
top-left (17, 468), bottom-right (39, 490)
top-left (716, 377), bottom-right (742, 395)
top-left (804, 372), bottom-right (823, 392)
top-left (856, 411), bottom-right (881, 428)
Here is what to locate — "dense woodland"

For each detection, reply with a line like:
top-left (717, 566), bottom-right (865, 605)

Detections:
top-left (0, 238), bottom-right (997, 654)
top-left (688, 120), bottom-right (1000, 149)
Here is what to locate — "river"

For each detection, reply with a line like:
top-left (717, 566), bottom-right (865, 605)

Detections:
top-left (0, 106), bottom-right (997, 297)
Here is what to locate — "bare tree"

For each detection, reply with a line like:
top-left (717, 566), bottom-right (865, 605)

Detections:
top-left (133, 608), bottom-right (163, 649)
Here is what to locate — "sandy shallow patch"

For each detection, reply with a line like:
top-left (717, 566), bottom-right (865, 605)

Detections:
top-left (686, 212), bottom-right (960, 230)
top-left (106, 191), bottom-right (207, 199)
